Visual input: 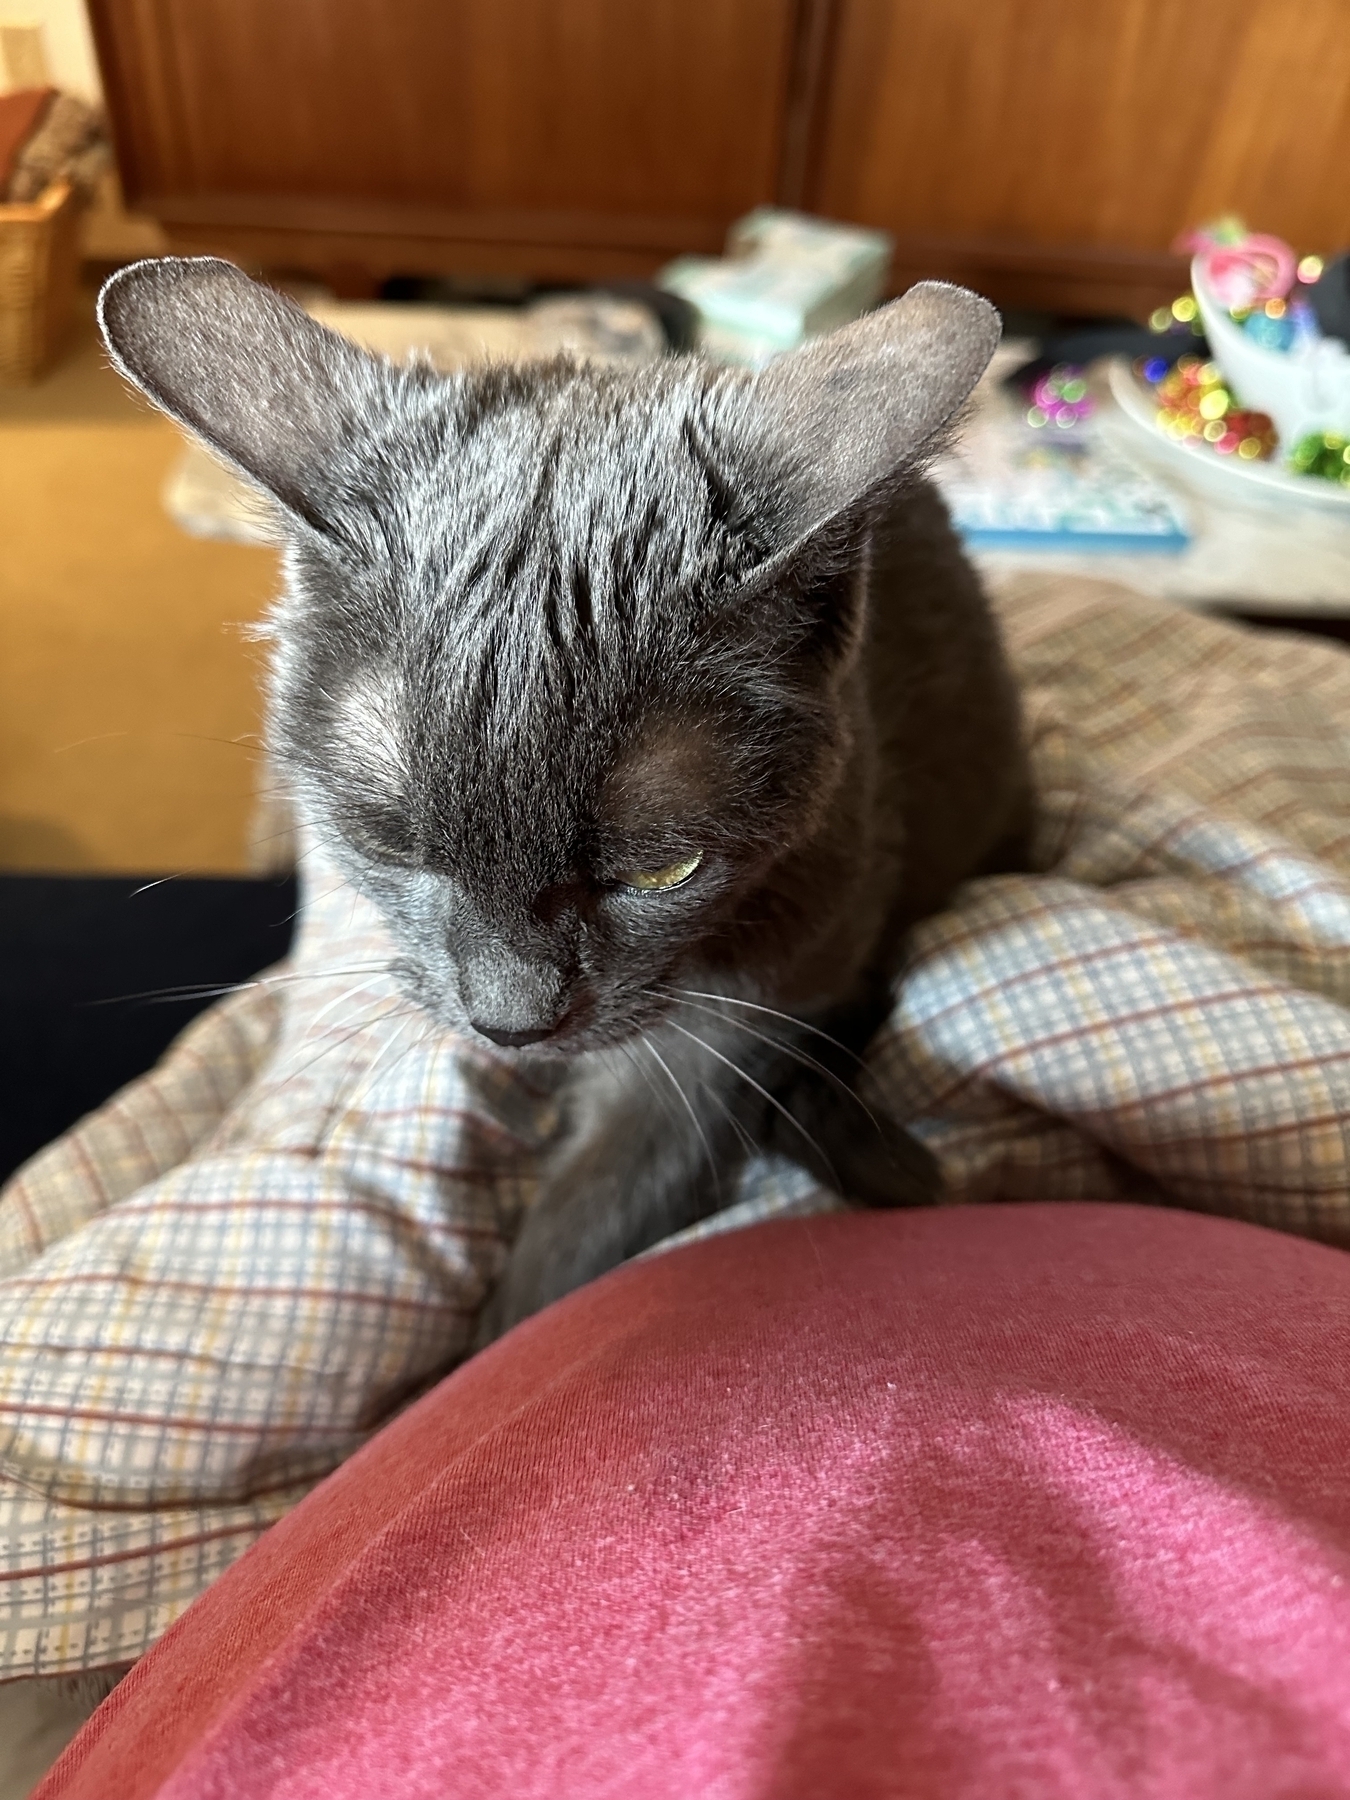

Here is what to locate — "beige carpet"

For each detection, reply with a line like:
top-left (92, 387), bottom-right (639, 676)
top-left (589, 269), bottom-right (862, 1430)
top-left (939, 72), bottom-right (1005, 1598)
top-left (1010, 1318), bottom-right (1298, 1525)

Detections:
top-left (0, 287), bottom-right (280, 874)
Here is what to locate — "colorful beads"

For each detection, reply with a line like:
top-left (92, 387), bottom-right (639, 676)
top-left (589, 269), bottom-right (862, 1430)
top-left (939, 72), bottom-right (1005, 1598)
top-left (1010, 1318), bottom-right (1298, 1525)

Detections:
top-left (1139, 353), bottom-right (1277, 460)
top-left (1145, 221), bottom-right (1348, 484)
top-left (1288, 432), bottom-right (1350, 486)
top-left (1241, 302), bottom-right (1296, 352)
top-left (1149, 300), bottom-right (1205, 337)
top-left (1025, 364), bottom-right (1094, 429)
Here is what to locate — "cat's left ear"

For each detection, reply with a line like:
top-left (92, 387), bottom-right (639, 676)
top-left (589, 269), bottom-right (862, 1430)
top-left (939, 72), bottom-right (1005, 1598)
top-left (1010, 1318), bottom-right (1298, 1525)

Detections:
top-left (98, 256), bottom-right (399, 538)
top-left (748, 280), bottom-right (1000, 551)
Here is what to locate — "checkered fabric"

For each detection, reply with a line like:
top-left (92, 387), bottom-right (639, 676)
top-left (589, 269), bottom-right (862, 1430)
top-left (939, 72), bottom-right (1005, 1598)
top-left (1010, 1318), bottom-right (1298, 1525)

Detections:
top-left (1, 573), bottom-right (1347, 1678)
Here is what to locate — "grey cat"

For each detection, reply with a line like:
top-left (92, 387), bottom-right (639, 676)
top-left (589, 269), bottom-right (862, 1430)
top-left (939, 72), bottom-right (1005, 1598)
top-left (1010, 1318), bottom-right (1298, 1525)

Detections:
top-left (98, 259), bottom-right (1029, 1345)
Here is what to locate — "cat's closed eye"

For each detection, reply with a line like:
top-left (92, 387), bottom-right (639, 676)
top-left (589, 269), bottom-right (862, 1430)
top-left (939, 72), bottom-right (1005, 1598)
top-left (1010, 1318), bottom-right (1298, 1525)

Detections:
top-left (343, 818), bottom-right (420, 869)
top-left (616, 852), bottom-right (703, 892)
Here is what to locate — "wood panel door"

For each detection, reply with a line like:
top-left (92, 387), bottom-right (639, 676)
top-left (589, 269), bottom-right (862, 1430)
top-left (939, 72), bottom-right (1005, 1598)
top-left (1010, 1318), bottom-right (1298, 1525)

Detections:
top-left (88, 0), bottom-right (802, 287)
top-left (806, 0), bottom-right (1350, 318)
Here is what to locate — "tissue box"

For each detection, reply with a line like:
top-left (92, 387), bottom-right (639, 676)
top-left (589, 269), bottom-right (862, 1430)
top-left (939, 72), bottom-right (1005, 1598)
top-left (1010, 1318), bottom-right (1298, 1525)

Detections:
top-left (660, 208), bottom-right (893, 365)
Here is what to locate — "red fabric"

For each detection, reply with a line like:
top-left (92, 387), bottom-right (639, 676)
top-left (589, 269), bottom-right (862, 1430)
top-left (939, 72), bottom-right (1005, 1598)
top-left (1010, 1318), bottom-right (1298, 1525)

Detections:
top-left (0, 87), bottom-right (53, 191)
top-left (37, 1203), bottom-right (1350, 1800)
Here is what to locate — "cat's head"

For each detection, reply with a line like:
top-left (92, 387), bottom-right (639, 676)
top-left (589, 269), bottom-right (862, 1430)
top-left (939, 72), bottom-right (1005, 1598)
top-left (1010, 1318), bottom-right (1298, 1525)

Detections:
top-left (99, 258), bottom-right (997, 1054)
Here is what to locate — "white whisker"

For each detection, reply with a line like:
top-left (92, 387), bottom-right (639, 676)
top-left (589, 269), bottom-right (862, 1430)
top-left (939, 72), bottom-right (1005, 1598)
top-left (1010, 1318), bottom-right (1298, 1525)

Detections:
top-left (642, 1035), bottom-right (719, 1196)
top-left (656, 985), bottom-right (870, 1072)
top-left (269, 998), bottom-right (416, 1102)
top-left (658, 990), bottom-right (888, 1139)
top-left (90, 962), bottom-right (393, 1009)
top-left (618, 1039), bottom-right (681, 1136)
top-left (663, 1019), bottom-right (839, 1189)
top-left (341, 1004), bottom-right (435, 1115)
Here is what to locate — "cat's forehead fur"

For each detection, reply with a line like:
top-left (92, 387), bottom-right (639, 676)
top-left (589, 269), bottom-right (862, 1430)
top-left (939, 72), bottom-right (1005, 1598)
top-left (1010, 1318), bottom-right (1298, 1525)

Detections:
top-left (309, 352), bottom-right (782, 634)
top-left (276, 354), bottom-right (789, 895)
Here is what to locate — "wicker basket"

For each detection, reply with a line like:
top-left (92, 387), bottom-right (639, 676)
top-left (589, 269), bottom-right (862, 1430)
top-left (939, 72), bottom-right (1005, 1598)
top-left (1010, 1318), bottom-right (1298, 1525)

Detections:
top-left (0, 180), bottom-right (81, 385)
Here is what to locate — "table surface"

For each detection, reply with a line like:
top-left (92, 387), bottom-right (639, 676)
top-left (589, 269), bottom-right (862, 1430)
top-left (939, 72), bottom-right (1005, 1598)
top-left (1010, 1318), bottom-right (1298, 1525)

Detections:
top-left (960, 344), bottom-right (1350, 619)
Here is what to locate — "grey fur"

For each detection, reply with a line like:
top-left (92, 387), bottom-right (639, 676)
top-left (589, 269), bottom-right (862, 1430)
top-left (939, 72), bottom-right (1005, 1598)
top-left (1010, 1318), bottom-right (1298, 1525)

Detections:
top-left (98, 258), bottom-right (1029, 1342)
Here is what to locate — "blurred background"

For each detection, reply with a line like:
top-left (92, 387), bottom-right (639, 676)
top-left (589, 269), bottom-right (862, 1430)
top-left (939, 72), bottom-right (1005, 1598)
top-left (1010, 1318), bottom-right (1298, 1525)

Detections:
top-left (4, 0), bottom-right (1350, 877)
top-left (1, 0), bottom-right (1349, 1167)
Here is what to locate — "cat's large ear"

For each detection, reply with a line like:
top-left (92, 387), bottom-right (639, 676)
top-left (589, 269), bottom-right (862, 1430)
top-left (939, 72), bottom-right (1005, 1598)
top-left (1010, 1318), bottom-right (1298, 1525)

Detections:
top-left (98, 256), bottom-right (394, 536)
top-left (749, 280), bottom-right (1000, 551)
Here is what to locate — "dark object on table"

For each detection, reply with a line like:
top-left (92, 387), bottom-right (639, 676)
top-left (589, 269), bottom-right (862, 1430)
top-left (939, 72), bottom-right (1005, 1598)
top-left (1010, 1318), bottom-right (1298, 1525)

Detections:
top-left (380, 277), bottom-right (699, 355)
top-left (1005, 321), bottom-right (1210, 396)
top-left (588, 283), bottom-right (699, 354)
top-left (1219, 610), bottom-right (1350, 648)
top-left (1307, 251), bottom-right (1350, 349)
top-left (0, 875), bottom-right (296, 1183)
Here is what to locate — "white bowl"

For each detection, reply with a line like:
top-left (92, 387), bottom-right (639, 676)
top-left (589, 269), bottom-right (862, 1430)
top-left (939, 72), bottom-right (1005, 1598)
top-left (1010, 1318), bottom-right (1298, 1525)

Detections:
top-left (1105, 358), bottom-right (1350, 516)
top-left (1191, 254), bottom-right (1350, 451)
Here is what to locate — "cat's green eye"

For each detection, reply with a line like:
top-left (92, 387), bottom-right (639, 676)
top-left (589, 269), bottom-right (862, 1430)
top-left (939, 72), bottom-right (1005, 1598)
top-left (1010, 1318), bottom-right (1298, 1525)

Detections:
top-left (618, 851), bottom-right (703, 892)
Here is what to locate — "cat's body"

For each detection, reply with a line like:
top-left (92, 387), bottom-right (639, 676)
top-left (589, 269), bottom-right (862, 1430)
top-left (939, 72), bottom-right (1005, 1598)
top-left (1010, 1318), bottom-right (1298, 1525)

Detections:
top-left (98, 261), bottom-right (1028, 1340)
top-left (465, 475), bottom-right (1028, 1337)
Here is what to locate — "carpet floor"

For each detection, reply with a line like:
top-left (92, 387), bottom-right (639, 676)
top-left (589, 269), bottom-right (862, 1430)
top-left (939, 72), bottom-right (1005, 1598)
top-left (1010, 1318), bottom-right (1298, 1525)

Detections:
top-left (0, 286), bottom-right (280, 874)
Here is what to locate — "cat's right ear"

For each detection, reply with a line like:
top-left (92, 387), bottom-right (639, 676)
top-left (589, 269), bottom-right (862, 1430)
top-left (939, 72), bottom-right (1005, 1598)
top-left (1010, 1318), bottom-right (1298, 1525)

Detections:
top-left (747, 280), bottom-right (1001, 553)
top-left (98, 256), bottom-right (393, 537)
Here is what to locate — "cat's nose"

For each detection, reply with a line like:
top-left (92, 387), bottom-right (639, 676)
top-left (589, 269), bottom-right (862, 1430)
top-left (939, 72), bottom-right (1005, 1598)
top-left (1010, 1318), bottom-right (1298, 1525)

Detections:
top-left (458, 948), bottom-right (567, 1048)
top-left (471, 1020), bottom-right (557, 1049)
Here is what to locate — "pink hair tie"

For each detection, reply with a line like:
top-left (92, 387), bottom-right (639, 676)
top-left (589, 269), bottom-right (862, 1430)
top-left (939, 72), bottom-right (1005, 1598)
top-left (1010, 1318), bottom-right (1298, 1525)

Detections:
top-left (1198, 235), bottom-right (1298, 309)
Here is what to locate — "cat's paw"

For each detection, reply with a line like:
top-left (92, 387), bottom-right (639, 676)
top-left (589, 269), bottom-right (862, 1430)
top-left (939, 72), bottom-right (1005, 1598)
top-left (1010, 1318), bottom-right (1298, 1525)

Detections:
top-left (765, 1066), bottom-right (943, 1208)
top-left (469, 1283), bottom-right (512, 1354)
top-left (470, 1234), bottom-right (569, 1352)
top-left (832, 1112), bottom-right (943, 1209)
top-left (469, 1172), bottom-right (629, 1353)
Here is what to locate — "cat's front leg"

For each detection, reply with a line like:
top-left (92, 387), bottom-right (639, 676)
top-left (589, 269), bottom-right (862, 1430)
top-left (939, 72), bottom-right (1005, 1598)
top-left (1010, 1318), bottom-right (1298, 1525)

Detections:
top-left (472, 995), bottom-right (940, 1349)
top-left (472, 1022), bottom-right (743, 1349)
top-left (652, 980), bottom-right (941, 1214)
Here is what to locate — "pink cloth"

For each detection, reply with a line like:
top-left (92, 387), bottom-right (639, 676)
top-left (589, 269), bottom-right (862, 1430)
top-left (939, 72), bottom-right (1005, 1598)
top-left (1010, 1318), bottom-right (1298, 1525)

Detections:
top-left (38, 1203), bottom-right (1350, 1799)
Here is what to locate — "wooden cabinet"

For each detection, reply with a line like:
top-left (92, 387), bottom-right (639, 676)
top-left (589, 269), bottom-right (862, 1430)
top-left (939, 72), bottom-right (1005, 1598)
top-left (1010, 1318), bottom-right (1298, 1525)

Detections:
top-left (807, 0), bottom-right (1350, 318)
top-left (88, 0), bottom-right (803, 289)
top-left (89, 0), bottom-right (1350, 317)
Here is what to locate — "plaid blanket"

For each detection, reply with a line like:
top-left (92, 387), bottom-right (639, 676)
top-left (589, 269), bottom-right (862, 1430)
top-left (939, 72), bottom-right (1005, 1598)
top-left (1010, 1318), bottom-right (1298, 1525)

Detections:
top-left (1, 573), bottom-right (1348, 1679)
